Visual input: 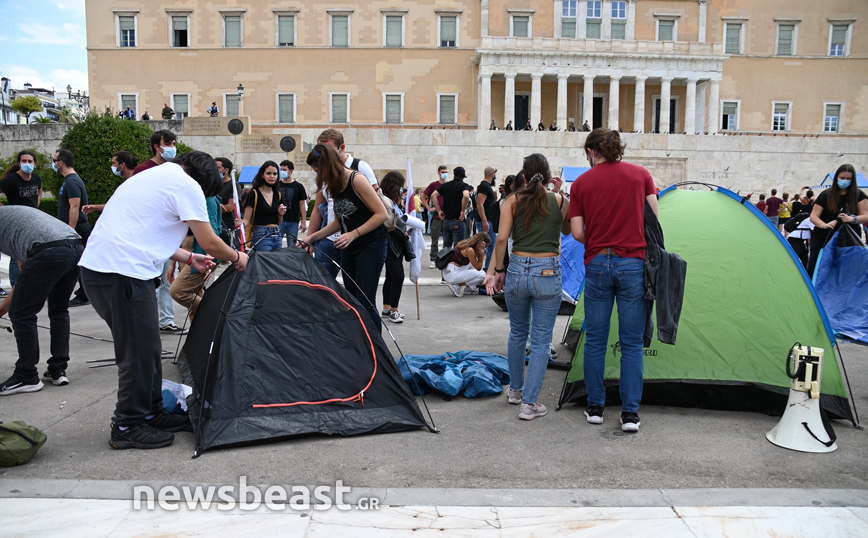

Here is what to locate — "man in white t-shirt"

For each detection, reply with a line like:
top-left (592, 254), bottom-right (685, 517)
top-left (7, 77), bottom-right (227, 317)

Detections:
top-left (79, 151), bottom-right (249, 450)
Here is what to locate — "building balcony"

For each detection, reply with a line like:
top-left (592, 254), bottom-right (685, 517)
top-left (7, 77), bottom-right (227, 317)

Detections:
top-left (477, 36), bottom-right (725, 58)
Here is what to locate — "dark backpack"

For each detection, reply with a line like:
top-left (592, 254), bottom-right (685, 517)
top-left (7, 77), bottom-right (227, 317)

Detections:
top-left (785, 212), bottom-right (811, 233)
top-left (434, 247), bottom-right (455, 270)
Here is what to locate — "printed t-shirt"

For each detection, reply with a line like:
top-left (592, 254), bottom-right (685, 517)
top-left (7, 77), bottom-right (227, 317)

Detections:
top-left (0, 172), bottom-right (42, 207)
top-left (279, 181), bottom-right (308, 223)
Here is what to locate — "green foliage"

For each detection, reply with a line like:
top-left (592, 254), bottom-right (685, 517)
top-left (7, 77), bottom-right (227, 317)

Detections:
top-left (176, 140), bottom-right (194, 156)
top-left (59, 109), bottom-right (80, 124)
top-left (11, 95), bottom-right (43, 121)
top-left (0, 148), bottom-right (59, 194)
top-left (38, 198), bottom-right (58, 218)
top-left (31, 116), bottom-right (55, 124)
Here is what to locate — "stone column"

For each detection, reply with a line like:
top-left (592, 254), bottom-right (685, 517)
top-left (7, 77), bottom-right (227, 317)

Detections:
top-left (659, 76), bottom-right (672, 133)
top-left (553, 0), bottom-right (562, 39)
top-left (557, 74), bottom-right (569, 130)
top-left (531, 73), bottom-right (543, 127)
top-left (578, 0), bottom-right (588, 39)
top-left (685, 78), bottom-right (698, 134)
top-left (698, 0), bottom-right (708, 42)
top-left (627, 0), bottom-right (637, 40)
top-left (504, 73), bottom-right (516, 129)
top-left (608, 75), bottom-right (621, 130)
top-left (583, 74), bottom-right (594, 127)
top-left (481, 0), bottom-right (490, 38)
top-left (706, 79), bottom-right (720, 135)
top-left (480, 73), bottom-right (492, 131)
top-left (633, 75), bottom-right (646, 132)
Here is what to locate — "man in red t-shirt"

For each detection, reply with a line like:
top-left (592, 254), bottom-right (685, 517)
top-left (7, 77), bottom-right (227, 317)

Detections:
top-left (567, 129), bottom-right (657, 433)
top-left (765, 189), bottom-right (783, 227)
top-left (422, 165), bottom-right (449, 267)
top-left (133, 130), bottom-right (177, 176)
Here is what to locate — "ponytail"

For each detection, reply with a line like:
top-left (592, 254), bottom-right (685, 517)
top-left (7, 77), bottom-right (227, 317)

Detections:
top-left (514, 153), bottom-right (552, 232)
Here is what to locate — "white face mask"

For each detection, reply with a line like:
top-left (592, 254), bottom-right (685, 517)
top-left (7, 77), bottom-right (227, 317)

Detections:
top-left (161, 146), bottom-right (177, 160)
top-left (111, 166), bottom-right (121, 177)
top-left (440, 173), bottom-right (448, 180)
top-left (280, 170), bottom-right (289, 180)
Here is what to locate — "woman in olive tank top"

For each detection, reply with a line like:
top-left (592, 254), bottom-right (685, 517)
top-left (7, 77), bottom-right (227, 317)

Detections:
top-left (484, 154), bottom-right (569, 421)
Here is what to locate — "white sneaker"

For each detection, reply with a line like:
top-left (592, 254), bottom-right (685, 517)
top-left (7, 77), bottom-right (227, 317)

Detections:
top-left (519, 402), bottom-right (547, 420)
top-left (458, 285), bottom-right (466, 297)
top-left (387, 311), bottom-right (404, 324)
top-left (429, 261), bottom-right (436, 269)
top-left (448, 284), bottom-right (462, 297)
top-left (507, 388), bottom-right (522, 405)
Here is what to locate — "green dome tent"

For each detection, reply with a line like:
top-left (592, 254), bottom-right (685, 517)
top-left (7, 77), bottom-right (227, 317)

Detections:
top-left (558, 185), bottom-right (855, 423)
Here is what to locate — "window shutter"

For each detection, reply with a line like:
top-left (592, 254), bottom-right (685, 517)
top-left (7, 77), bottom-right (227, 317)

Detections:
top-left (385, 95), bottom-right (401, 123)
top-left (562, 19), bottom-right (576, 39)
top-left (722, 103), bottom-right (737, 116)
top-left (174, 95), bottom-right (189, 116)
top-left (831, 25), bottom-right (846, 45)
top-left (278, 16), bottom-right (295, 46)
top-left (659, 20), bottom-right (674, 41)
top-left (825, 104), bottom-right (840, 117)
top-left (440, 16), bottom-right (456, 45)
top-left (225, 16), bottom-right (242, 47)
top-left (226, 95), bottom-right (239, 117)
top-left (725, 24), bottom-right (741, 54)
top-left (587, 21), bottom-right (601, 39)
top-left (777, 25), bottom-right (793, 55)
top-left (439, 96), bottom-right (455, 124)
top-left (121, 95), bottom-right (136, 110)
top-left (332, 94), bottom-right (348, 123)
top-left (119, 16), bottom-right (134, 31)
top-left (332, 15), bottom-right (349, 47)
top-left (513, 16), bottom-right (528, 37)
top-left (386, 16), bottom-right (402, 47)
top-left (611, 21), bottom-right (626, 39)
top-left (172, 16), bottom-right (186, 31)
top-left (278, 95), bottom-right (294, 123)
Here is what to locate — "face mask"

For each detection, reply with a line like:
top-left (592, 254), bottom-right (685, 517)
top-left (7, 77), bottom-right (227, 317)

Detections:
top-left (838, 179), bottom-right (852, 189)
top-left (20, 163), bottom-right (35, 174)
top-left (280, 170), bottom-right (289, 180)
top-left (51, 162), bottom-right (58, 172)
top-left (161, 146), bottom-right (177, 160)
top-left (112, 166), bottom-right (121, 177)
top-left (440, 173), bottom-right (448, 180)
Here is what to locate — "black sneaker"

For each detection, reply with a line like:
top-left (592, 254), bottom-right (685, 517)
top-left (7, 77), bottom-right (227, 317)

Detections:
top-left (69, 296), bottom-right (90, 307)
top-left (42, 370), bottom-right (69, 386)
top-left (0, 288), bottom-right (7, 297)
top-left (620, 412), bottom-right (641, 432)
top-left (146, 411), bottom-right (193, 432)
top-left (584, 405), bottom-right (604, 424)
top-left (160, 323), bottom-right (187, 334)
top-left (109, 422), bottom-right (174, 450)
top-left (0, 375), bottom-right (44, 396)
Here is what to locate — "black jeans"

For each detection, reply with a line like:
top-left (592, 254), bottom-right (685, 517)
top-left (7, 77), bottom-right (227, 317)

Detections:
top-left (341, 236), bottom-right (387, 332)
top-left (81, 268), bottom-right (164, 427)
top-left (9, 245), bottom-right (83, 379)
top-left (72, 222), bottom-right (91, 300)
top-left (382, 248), bottom-right (404, 309)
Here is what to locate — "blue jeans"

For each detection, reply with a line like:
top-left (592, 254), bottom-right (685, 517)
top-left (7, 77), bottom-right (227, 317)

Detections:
top-left (474, 221), bottom-right (497, 272)
top-left (583, 253), bottom-right (647, 413)
top-left (442, 219), bottom-right (466, 249)
top-left (504, 255), bottom-right (562, 405)
top-left (315, 239), bottom-right (341, 279)
top-left (278, 220), bottom-right (300, 246)
top-left (157, 260), bottom-right (174, 327)
top-left (9, 256), bottom-right (20, 287)
top-left (252, 226), bottom-right (281, 251)
top-left (341, 236), bottom-right (387, 332)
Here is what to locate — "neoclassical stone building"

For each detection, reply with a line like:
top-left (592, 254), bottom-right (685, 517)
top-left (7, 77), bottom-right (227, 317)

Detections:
top-left (87, 0), bottom-right (866, 134)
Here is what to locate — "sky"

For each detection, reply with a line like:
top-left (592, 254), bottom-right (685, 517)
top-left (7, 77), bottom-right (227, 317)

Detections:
top-left (0, 0), bottom-right (89, 94)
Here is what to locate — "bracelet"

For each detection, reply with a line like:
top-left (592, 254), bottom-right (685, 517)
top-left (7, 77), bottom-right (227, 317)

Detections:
top-left (234, 250), bottom-right (240, 263)
top-left (494, 267), bottom-right (505, 274)
top-left (851, 214), bottom-right (859, 224)
top-left (187, 252), bottom-right (194, 265)
top-left (356, 229), bottom-right (362, 238)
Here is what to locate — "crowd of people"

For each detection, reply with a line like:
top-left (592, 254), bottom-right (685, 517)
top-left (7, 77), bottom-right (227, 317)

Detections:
top-left (491, 119), bottom-right (592, 132)
top-left (0, 123), bottom-right (865, 449)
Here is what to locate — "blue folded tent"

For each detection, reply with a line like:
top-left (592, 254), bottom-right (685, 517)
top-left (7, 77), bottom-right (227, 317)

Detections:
top-left (814, 225), bottom-right (868, 344)
top-left (237, 166), bottom-right (260, 184)
top-left (819, 172), bottom-right (868, 189)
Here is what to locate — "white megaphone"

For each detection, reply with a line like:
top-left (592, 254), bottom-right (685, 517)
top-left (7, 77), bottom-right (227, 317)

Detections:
top-left (766, 344), bottom-right (837, 453)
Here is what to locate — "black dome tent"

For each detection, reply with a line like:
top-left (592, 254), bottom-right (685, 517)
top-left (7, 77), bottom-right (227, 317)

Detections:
top-left (178, 248), bottom-right (431, 456)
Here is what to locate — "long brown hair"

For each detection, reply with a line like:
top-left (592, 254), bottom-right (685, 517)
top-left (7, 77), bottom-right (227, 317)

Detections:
top-left (306, 143), bottom-right (347, 195)
top-left (827, 164), bottom-right (858, 215)
top-left (513, 153), bottom-right (552, 231)
top-left (380, 171), bottom-right (405, 203)
top-left (3, 150), bottom-right (38, 177)
top-left (584, 128), bottom-right (625, 162)
top-left (456, 232), bottom-right (491, 263)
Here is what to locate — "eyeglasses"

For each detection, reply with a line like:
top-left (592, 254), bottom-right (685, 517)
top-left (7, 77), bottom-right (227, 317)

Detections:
top-left (52, 158), bottom-right (61, 163)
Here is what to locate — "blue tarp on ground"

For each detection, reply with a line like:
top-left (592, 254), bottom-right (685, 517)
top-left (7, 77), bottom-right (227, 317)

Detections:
top-left (814, 226), bottom-right (868, 344)
top-left (561, 233), bottom-right (586, 301)
top-left (398, 351), bottom-right (509, 398)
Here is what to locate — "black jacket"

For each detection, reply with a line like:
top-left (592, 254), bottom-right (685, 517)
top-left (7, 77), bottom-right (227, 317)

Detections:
top-left (644, 201), bottom-right (687, 346)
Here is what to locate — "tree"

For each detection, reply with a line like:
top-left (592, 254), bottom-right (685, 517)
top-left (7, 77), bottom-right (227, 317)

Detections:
top-left (59, 108), bottom-right (80, 124)
top-left (11, 95), bottom-right (44, 123)
top-left (31, 116), bottom-right (54, 124)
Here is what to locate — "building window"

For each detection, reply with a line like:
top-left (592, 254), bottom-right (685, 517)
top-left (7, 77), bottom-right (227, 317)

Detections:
top-left (439, 15), bottom-right (458, 47)
top-left (721, 101), bottom-right (739, 131)
top-left (657, 19), bottom-right (676, 42)
top-left (384, 15), bottom-right (403, 48)
top-left (118, 15), bottom-right (136, 48)
top-left (829, 24), bottom-right (849, 56)
top-left (724, 22), bottom-right (742, 54)
top-left (172, 94), bottom-right (189, 119)
top-left (277, 15), bottom-right (296, 47)
top-left (172, 15), bottom-right (189, 48)
top-left (223, 14), bottom-right (243, 47)
top-left (776, 23), bottom-right (796, 56)
top-left (611, 1), bottom-right (627, 40)
top-left (562, 1), bottom-right (577, 39)
top-left (225, 94), bottom-right (240, 117)
top-left (586, 1), bottom-right (602, 39)
top-left (512, 15), bottom-right (530, 38)
top-left (331, 93), bottom-right (349, 123)
top-left (119, 94), bottom-right (137, 112)
top-left (438, 94), bottom-right (457, 124)
top-left (384, 94), bottom-right (403, 124)
top-left (277, 94), bottom-right (295, 123)
top-left (772, 102), bottom-right (790, 132)
top-left (331, 14), bottom-right (350, 47)
top-left (824, 103), bottom-right (842, 133)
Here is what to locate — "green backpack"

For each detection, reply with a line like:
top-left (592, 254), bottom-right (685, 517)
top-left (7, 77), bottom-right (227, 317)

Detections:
top-left (0, 421), bottom-right (47, 466)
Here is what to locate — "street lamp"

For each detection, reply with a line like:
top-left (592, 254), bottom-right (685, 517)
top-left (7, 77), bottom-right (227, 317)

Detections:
top-left (65, 85), bottom-right (89, 108)
top-left (237, 83), bottom-right (244, 117)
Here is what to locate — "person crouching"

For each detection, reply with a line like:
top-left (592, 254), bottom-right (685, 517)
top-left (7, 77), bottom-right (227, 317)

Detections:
top-left (442, 232), bottom-right (491, 297)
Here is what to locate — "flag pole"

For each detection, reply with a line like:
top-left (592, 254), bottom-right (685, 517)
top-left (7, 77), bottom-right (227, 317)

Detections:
top-left (416, 280), bottom-right (421, 320)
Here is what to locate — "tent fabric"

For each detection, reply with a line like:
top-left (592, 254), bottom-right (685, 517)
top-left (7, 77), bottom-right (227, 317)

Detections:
top-left (237, 166), bottom-right (260, 184)
top-left (820, 173), bottom-right (868, 189)
top-left (398, 351), bottom-right (509, 398)
top-left (814, 225), bottom-right (868, 344)
top-left (559, 187), bottom-right (854, 422)
top-left (178, 248), bottom-right (428, 454)
top-left (562, 167), bottom-right (591, 183)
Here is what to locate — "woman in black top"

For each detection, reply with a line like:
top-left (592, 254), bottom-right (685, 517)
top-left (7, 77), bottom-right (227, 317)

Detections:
top-left (807, 164), bottom-right (868, 276)
top-left (242, 160), bottom-right (286, 251)
top-left (303, 144), bottom-right (388, 330)
top-left (380, 171), bottom-right (408, 323)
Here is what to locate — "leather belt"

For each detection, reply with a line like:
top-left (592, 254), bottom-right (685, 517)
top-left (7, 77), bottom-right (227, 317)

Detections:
top-left (26, 238), bottom-right (82, 258)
